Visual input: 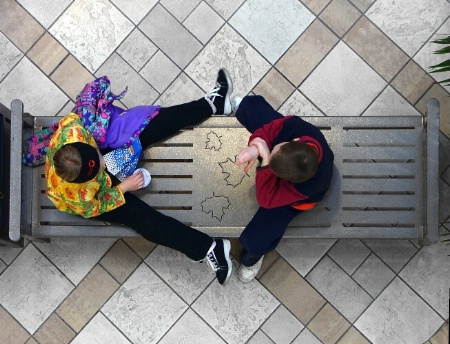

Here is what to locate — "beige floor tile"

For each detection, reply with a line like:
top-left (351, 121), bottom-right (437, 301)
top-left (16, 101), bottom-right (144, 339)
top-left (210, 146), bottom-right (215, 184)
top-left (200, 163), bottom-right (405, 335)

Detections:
top-left (257, 250), bottom-right (280, 279)
top-left (416, 83), bottom-right (450, 137)
top-left (34, 313), bottom-right (76, 344)
top-left (25, 338), bottom-right (38, 344)
top-left (259, 258), bottom-right (326, 324)
top-left (51, 55), bottom-right (94, 100)
top-left (100, 240), bottom-right (141, 283)
top-left (253, 68), bottom-right (295, 110)
top-left (276, 19), bottom-right (338, 87)
top-left (430, 322), bottom-right (449, 344)
top-left (0, 0), bottom-right (44, 53)
top-left (391, 60), bottom-right (434, 104)
top-left (337, 327), bottom-right (370, 344)
top-left (320, 0), bottom-right (361, 37)
top-left (308, 304), bottom-right (350, 344)
top-left (0, 306), bottom-right (30, 344)
top-left (344, 16), bottom-right (409, 82)
top-left (303, 0), bottom-right (332, 15)
top-left (123, 237), bottom-right (157, 259)
top-left (27, 33), bottom-right (68, 75)
top-left (56, 265), bottom-right (119, 332)
top-left (350, 0), bottom-right (374, 12)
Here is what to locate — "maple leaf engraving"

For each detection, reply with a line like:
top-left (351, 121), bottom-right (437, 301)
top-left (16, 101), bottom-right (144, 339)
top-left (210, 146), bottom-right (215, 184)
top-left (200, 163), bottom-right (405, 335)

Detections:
top-left (205, 131), bottom-right (222, 151)
top-left (200, 193), bottom-right (231, 222)
top-left (218, 156), bottom-right (250, 188)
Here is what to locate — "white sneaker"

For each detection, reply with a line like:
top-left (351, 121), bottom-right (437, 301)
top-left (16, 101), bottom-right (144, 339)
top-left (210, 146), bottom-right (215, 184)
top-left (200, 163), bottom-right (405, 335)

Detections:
top-left (239, 256), bottom-right (264, 283)
top-left (232, 96), bottom-right (243, 113)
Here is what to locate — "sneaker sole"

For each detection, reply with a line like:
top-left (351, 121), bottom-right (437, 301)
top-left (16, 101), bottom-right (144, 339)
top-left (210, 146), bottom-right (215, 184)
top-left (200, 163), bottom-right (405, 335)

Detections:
top-left (221, 69), bottom-right (233, 116)
top-left (222, 239), bottom-right (232, 286)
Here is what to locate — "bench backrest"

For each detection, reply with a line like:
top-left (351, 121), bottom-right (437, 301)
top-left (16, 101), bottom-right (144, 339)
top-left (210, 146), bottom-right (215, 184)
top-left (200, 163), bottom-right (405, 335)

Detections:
top-left (20, 99), bottom-right (439, 244)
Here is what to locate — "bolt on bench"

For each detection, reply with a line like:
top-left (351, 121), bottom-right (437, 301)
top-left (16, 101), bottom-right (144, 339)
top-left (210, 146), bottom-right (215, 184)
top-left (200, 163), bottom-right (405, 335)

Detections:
top-left (0, 98), bottom-right (440, 247)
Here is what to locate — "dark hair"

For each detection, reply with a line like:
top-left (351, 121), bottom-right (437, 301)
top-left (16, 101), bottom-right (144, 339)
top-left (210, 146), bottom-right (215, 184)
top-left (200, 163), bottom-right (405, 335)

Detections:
top-left (269, 141), bottom-right (318, 183)
top-left (53, 144), bottom-right (82, 182)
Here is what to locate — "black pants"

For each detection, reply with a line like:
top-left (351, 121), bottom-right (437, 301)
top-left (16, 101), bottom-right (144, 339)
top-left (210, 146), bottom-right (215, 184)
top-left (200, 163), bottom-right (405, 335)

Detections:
top-left (97, 98), bottom-right (214, 261)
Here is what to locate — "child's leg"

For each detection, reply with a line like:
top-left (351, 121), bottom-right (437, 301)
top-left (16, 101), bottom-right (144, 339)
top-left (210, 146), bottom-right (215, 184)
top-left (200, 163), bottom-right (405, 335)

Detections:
top-left (139, 69), bottom-right (233, 147)
top-left (235, 95), bottom-right (284, 134)
top-left (239, 205), bottom-right (300, 266)
top-left (96, 192), bottom-right (213, 261)
top-left (139, 99), bottom-right (212, 147)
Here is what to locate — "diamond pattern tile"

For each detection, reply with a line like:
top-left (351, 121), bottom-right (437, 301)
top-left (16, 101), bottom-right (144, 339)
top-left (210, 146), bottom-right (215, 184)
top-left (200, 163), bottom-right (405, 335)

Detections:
top-left (300, 41), bottom-right (386, 116)
top-left (328, 240), bottom-right (371, 275)
top-left (102, 264), bottom-right (187, 344)
top-left (414, 17), bottom-right (450, 91)
top-left (139, 4), bottom-right (202, 69)
top-left (276, 238), bottom-right (336, 276)
top-left (367, 0), bottom-right (450, 56)
top-left (117, 29), bottom-right (158, 72)
top-left (400, 241), bottom-right (450, 318)
top-left (0, 245), bottom-right (74, 334)
top-left (158, 309), bottom-right (226, 344)
top-left (193, 271), bottom-right (279, 344)
top-left (186, 24), bottom-right (271, 96)
top-left (50, 0), bottom-right (134, 72)
top-left (0, 0), bottom-right (449, 342)
top-left (352, 253), bottom-right (395, 298)
top-left (355, 278), bottom-right (443, 344)
top-left (229, 0), bottom-right (315, 64)
top-left (261, 305), bottom-right (304, 344)
top-left (96, 53), bottom-right (159, 106)
top-left (17, 0), bottom-right (71, 29)
top-left (0, 58), bottom-right (68, 116)
top-left (306, 256), bottom-right (373, 322)
top-left (362, 86), bottom-right (421, 117)
top-left (34, 237), bottom-right (116, 285)
top-left (145, 245), bottom-right (215, 304)
top-left (0, 31), bottom-right (23, 81)
top-left (71, 313), bottom-right (131, 344)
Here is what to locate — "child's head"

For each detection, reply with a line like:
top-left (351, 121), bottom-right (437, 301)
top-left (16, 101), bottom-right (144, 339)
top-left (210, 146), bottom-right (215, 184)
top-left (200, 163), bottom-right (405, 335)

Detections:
top-left (53, 143), bottom-right (102, 183)
top-left (269, 141), bottom-right (318, 183)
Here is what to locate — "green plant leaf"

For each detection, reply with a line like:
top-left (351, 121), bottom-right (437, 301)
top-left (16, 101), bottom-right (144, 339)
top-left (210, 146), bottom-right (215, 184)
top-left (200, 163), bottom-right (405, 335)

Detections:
top-left (430, 67), bottom-right (450, 74)
top-left (434, 46), bottom-right (450, 54)
top-left (432, 36), bottom-right (450, 44)
top-left (430, 60), bottom-right (450, 69)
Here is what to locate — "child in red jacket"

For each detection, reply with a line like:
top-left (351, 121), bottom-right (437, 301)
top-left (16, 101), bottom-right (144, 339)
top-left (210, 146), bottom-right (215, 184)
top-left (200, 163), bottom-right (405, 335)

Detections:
top-left (235, 95), bottom-right (334, 282)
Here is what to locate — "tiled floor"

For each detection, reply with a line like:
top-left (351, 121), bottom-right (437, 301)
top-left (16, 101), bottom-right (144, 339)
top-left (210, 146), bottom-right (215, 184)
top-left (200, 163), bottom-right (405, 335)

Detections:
top-left (0, 0), bottom-right (449, 343)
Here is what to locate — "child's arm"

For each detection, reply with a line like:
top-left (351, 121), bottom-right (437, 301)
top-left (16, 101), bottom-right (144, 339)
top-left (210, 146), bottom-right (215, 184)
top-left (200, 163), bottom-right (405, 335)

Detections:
top-left (117, 171), bottom-right (144, 193)
top-left (255, 168), bottom-right (308, 208)
top-left (236, 145), bottom-right (259, 173)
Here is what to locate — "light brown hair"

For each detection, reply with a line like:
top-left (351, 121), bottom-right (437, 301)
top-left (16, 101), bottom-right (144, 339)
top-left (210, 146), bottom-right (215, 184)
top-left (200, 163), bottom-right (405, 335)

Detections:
top-left (269, 141), bottom-right (318, 183)
top-left (53, 145), bottom-right (82, 182)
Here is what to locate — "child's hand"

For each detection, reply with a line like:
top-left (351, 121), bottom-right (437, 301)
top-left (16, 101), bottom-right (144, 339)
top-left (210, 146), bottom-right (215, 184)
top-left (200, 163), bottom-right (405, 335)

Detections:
top-left (249, 138), bottom-right (270, 166)
top-left (118, 171), bottom-right (144, 193)
top-left (236, 145), bottom-right (259, 173)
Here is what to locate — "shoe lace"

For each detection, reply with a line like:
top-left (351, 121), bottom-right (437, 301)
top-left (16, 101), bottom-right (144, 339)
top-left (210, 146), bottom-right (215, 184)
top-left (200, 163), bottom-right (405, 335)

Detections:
top-left (204, 83), bottom-right (223, 115)
top-left (206, 251), bottom-right (220, 272)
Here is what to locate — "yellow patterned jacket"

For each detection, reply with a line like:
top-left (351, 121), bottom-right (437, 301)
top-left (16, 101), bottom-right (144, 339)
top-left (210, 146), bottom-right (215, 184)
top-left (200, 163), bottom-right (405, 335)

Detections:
top-left (45, 114), bottom-right (126, 218)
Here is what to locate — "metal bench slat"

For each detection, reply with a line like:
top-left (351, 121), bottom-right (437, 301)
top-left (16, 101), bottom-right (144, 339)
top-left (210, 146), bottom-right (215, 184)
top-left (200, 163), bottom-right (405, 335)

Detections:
top-left (342, 178), bottom-right (416, 192)
top-left (342, 163), bottom-right (416, 176)
top-left (342, 194), bottom-right (417, 208)
top-left (342, 146), bottom-right (418, 160)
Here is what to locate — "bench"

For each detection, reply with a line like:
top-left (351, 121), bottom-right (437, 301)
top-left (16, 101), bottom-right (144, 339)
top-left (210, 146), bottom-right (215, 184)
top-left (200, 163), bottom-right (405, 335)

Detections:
top-left (1, 98), bottom-right (440, 247)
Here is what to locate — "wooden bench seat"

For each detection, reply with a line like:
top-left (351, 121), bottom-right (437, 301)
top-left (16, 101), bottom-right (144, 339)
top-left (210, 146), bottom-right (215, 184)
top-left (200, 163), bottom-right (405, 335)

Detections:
top-left (1, 98), bottom-right (440, 247)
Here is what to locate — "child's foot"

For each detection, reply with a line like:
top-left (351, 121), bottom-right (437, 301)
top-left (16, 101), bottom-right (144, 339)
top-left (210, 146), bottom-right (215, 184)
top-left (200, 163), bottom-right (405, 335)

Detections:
top-left (204, 69), bottom-right (233, 115)
top-left (232, 96), bottom-right (243, 113)
top-left (206, 239), bottom-right (232, 285)
top-left (239, 256), bottom-right (264, 283)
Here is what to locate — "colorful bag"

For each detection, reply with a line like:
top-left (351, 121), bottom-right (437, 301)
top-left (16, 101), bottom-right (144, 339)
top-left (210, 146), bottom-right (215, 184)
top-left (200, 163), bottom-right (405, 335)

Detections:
top-left (22, 122), bottom-right (59, 166)
top-left (103, 137), bottom-right (143, 181)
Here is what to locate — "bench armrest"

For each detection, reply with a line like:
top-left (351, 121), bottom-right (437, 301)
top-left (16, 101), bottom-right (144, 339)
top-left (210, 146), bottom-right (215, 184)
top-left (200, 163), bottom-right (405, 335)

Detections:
top-left (8, 99), bottom-right (24, 242)
top-left (425, 98), bottom-right (440, 244)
